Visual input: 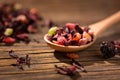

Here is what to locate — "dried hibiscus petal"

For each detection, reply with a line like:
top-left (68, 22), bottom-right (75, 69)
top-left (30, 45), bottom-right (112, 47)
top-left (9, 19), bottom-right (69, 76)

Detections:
top-left (8, 50), bottom-right (30, 70)
top-left (72, 59), bottom-right (87, 73)
top-left (55, 65), bottom-right (76, 76)
top-left (9, 50), bottom-right (18, 59)
top-left (16, 33), bottom-right (28, 39)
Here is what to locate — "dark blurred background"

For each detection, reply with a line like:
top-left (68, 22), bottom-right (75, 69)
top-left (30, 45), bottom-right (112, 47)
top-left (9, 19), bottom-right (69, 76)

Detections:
top-left (0, 0), bottom-right (120, 38)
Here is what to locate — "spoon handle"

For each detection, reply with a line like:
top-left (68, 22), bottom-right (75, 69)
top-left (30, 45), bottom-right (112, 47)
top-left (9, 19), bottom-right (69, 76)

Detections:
top-left (89, 11), bottom-right (120, 37)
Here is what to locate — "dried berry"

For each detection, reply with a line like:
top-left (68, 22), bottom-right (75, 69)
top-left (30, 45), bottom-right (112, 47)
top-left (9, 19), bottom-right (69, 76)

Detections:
top-left (100, 41), bottom-right (119, 58)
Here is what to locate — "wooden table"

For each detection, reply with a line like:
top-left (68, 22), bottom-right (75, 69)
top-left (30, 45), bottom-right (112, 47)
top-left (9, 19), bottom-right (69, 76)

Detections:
top-left (0, 0), bottom-right (120, 80)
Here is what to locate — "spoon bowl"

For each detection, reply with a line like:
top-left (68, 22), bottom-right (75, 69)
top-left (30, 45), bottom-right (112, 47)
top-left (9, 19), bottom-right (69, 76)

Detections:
top-left (44, 34), bottom-right (96, 52)
top-left (44, 11), bottom-right (120, 52)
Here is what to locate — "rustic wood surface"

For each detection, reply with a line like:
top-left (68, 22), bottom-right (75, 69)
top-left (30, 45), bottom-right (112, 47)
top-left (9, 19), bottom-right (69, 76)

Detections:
top-left (0, 0), bottom-right (120, 80)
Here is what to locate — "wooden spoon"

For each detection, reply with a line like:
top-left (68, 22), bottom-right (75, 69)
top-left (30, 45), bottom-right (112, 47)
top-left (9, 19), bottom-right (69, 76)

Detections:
top-left (44, 11), bottom-right (120, 52)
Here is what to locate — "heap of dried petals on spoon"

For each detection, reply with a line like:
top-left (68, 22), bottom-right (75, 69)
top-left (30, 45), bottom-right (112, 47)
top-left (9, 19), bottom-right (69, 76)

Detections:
top-left (47, 23), bottom-right (94, 46)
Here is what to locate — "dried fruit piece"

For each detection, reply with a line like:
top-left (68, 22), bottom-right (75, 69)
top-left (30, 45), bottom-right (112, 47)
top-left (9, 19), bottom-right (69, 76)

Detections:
top-left (79, 38), bottom-right (88, 45)
top-left (16, 15), bottom-right (27, 23)
top-left (73, 32), bottom-right (81, 41)
top-left (4, 28), bottom-right (13, 36)
top-left (48, 27), bottom-right (58, 36)
top-left (66, 23), bottom-right (77, 30)
top-left (57, 36), bottom-right (67, 45)
top-left (3, 37), bottom-right (16, 43)
top-left (66, 53), bottom-right (79, 59)
top-left (83, 32), bottom-right (92, 41)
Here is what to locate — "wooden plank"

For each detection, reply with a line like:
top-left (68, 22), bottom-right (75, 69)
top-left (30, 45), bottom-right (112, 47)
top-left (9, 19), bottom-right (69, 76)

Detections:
top-left (1, 67), bottom-right (120, 80)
